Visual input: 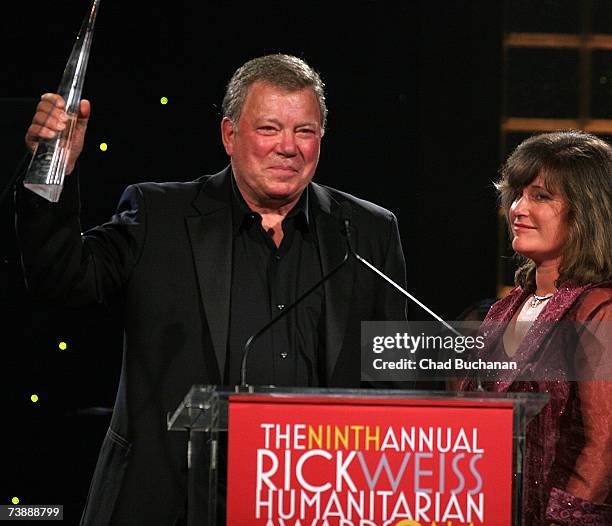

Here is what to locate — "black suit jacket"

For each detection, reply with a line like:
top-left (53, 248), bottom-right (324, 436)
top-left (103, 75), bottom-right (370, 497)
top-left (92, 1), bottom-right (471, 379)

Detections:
top-left (16, 166), bottom-right (407, 525)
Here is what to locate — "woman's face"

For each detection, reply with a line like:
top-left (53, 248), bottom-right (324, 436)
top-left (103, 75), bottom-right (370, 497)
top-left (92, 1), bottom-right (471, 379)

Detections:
top-left (509, 175), bottom-right (568, 266)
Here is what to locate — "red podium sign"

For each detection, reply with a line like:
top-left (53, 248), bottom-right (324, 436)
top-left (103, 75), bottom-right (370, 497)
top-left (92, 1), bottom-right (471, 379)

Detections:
top-left (227, 397), bottom-right (513, 526)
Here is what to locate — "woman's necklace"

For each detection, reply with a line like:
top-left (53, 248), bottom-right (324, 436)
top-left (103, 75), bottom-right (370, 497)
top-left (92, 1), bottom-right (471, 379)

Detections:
top-left (529, 292), bottom-right (554, 309)
top-left (512, 289), bottom-right (557, 344)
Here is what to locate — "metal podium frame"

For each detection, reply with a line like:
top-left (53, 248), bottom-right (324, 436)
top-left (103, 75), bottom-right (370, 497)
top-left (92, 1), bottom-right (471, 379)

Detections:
top-left (168, 386), bottom-right (548, 525)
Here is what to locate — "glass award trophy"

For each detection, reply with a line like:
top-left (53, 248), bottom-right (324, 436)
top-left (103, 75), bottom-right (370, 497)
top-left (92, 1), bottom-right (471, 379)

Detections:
top-left (23, 0), bottom-right (101, 202)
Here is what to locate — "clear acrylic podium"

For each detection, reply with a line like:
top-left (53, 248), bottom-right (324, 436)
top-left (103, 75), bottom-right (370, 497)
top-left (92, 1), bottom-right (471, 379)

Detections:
top-left (168, 386), bottom-right (548, 525)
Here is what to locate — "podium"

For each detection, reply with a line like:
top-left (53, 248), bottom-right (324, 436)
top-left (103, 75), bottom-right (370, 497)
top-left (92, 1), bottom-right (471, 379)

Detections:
top-left (168, 386), bottom-right (548, 526)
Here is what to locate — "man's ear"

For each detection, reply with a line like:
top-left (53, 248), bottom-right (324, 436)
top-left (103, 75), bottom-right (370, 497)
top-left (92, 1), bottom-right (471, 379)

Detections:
top-left (221, 117), bottom-right (235, 156)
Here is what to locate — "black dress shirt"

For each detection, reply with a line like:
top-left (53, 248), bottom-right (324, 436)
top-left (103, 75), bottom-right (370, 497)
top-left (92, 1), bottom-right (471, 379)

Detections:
top-left (225, 176), bottom-right (324, 386)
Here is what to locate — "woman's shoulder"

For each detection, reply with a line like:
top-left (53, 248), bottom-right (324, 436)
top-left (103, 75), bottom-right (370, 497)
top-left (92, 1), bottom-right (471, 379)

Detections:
top-left (573, 283), bottom-right (612, 321)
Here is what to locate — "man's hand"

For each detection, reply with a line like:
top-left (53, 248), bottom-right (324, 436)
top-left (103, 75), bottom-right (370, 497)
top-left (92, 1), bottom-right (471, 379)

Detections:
top-left (25, 93), bottom-right (91, 175)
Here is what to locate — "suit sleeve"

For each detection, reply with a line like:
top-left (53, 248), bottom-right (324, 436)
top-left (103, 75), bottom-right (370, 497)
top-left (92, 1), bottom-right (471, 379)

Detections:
top-left (16, 171), bottom-right (146, 307)
top-left (379, 211), bottom-right (408, 321)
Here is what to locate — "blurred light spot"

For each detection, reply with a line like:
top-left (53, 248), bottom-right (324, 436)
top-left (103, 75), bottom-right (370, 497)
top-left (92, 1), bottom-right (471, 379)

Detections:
top-left (58, 341), bottom-right (68, 351)
top-left (11, 497), bottom-right (19, 505)
top-left (30, 394), bottom-right (39, 403)
top-left (99, 142), bottom-right (108, 152)
top-left (160, 96), bottom-right (169, 105)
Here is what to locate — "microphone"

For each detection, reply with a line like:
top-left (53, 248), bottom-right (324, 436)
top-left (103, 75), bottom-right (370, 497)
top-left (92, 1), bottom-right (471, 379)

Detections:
top-left (238, 203), bottom-right (460, 389)
top-left (238, 207), bottom-right (352, 388)
top-left (342, 211), bottom-right (461, 337)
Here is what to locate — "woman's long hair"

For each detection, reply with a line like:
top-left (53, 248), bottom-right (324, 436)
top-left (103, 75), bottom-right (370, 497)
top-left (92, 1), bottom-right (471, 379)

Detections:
top-left (496, 130), bottom-right (612, 291)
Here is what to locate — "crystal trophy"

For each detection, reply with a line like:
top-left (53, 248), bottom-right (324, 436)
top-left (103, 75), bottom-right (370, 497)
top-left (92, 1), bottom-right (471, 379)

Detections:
top-left (23, 0), bottom-right (101, 202)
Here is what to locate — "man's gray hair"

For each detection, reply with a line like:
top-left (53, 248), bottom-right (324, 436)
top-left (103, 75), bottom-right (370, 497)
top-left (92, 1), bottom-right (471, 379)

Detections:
top-left (222, 54), bottom-right (327, 133)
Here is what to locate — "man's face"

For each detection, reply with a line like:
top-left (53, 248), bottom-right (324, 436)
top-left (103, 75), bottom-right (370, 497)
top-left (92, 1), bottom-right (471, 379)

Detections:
top-left (221, 81), bottom-right (322, 209)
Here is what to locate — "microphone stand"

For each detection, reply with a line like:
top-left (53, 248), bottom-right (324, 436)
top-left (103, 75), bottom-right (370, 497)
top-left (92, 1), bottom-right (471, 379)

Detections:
top-left (238, 249), bottom-right (349, 389)
top-left (342, 218), bottom-right (461, 338)
top-left (238, 214), bottom-right (461, 389)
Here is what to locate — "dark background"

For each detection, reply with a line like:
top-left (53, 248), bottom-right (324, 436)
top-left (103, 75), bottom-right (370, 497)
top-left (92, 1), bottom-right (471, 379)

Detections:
top-left (1, 1), bottom-right (503, 522)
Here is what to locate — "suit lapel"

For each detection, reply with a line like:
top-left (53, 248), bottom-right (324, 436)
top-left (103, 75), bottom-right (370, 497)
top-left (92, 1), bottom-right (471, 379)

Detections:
top-left (186, 168), bottom-right (233, 382)
top-left (311, 184), bottom-right (355, 384)
top-left (185, 176), bottom-right (355, 385)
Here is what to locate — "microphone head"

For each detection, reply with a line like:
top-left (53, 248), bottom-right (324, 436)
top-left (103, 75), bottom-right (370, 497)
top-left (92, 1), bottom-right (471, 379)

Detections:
top-left (339, 201), bottom-right (355, 253)
top-left (339, 201), bottom-right (352, 220)
top-left (339, 201), bottom-right (352, 231)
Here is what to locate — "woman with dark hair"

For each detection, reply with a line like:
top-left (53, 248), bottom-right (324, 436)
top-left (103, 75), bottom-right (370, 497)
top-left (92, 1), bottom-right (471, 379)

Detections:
top-left (461, 130), bottom-right (612, 525)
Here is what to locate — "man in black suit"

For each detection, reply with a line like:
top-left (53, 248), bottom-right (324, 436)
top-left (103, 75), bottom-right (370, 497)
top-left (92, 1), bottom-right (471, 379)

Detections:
top-left (17, 54), bottom-right (407, 525)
